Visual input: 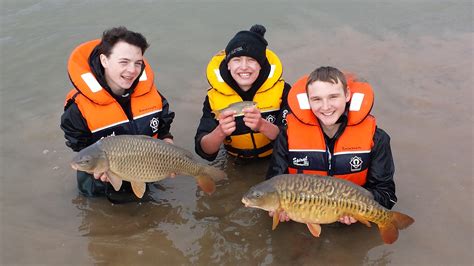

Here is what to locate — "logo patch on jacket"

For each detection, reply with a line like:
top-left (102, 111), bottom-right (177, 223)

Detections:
top-left (150, 117), bottom-right (159, 133)
top-left (293, 156), bottom-right (309, 167)
top-left (350, 156), bottom-right (363, 171)
top-left (265, 114), bottom-right (276, 123)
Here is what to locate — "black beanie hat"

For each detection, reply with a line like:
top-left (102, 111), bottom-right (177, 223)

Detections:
top-left (225, 24), bottom-right (268, 66)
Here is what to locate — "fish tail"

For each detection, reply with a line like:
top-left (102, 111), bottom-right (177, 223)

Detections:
top-left (391, 211), bottom-right (415, 229)
top-left (195, 165), bottom-right (227, 195)
top-left (378, 211), bottom-right (415, 244)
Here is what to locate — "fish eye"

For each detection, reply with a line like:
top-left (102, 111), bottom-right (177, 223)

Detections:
top-left (253, 191), bottom-right (262, 198)
top-left (79, 159), bottom-right (90, 165)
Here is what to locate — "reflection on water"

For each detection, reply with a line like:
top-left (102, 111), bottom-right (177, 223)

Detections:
top-left (72, 155), bottom-right (387, 265)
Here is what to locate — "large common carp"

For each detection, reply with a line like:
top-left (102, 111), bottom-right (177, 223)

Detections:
top-left (242, 174), bottom-right (414, 244)
top-left (71, 135), bottom-right (227, 198)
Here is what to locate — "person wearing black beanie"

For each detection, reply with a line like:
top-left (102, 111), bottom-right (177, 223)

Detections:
top-left (194, 24), bottom-right (292, 162)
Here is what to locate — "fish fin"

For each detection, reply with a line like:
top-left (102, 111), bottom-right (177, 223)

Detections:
top-left (130, 181), bottom-right (146, 199)
top-left (378, 222), bottom-right (398, 244)
top-left (272, 210), bottom-right (280, 230)
top-left (196, 175), bottom-right (216, 195)
top-left (106, 171), bottom-right (123, 192)
top-left (352, 214), bottom-right (372, 227)
top-left (211, 110), bottom-right (220, 120)
top-left (391, 211), bottom-right (415, 229)
top-left (200, 165), bottom-right (227, 182)
top-left (377, 211), bottom-right (414, 244)
top-left (306, 223), bottom-right (322, 237)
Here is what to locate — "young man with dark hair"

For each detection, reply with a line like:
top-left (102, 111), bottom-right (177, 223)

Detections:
top-left (61, 26), bottom-right (175, 202)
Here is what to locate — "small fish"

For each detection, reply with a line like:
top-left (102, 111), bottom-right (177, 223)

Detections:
top-left (242, 174), bottom-right (414, 244)
top-left (212, 101), bottom-right (257, 119)
top-left (71, 135), bottom-right (227, 198)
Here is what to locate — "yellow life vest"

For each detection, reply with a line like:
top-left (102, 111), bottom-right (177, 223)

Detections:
top-left (206, 49), bottom-right (285, 158)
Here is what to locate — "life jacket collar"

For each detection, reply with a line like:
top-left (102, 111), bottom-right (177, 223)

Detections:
top-left (206, 49), bottom-right (283, 96)
top-left (68, 39), bottom-right (156, 105)
top-left (288, 74), bottom-right (374, 126)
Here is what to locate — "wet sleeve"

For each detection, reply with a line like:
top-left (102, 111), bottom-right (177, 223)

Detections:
top-left (274, 82), bottom-right (291, 128)
top-left (363, 127), bottom-right (397, 209)
top-left (157, 92), bottom-right (175, 140)
top-left (265, 127), bottom-right (289, 179)
top-left (60, 103), bottom-right (93, 152)
top-left (194, 96), bottom-right (220, 161)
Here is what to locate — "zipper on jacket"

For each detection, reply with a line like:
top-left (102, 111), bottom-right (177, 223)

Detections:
top-left (327, 146), bottom-right (333, 175)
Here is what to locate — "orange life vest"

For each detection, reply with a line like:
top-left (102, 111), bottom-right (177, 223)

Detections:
top-left (65, 39), bottom-right (163, 142)
top-left (286, 74), bottom-right (376, 185)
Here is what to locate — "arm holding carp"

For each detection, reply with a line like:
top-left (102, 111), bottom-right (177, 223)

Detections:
top-left (195, 96), bottom-right (236, 160)
top-left (60, 103), bottom-right (94, 152)
top-left (243, 106), bottom-right (280, 140)
top-left (363, 127), bottom-right (397, 209)
top-left (156, 92), bottom-right (175, 144)
top-left (200, 110), bottom-right (237, 155)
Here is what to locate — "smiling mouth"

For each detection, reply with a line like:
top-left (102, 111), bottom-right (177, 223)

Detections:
top-left (122, 75), bottom-right (135, 82)
top-left (238, 73), bottom-right (251, 78)
top-left (321, 111), bottom-right (334, 116)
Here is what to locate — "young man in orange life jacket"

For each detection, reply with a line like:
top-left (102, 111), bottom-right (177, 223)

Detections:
top-left (60, 27), bottom-right (175, 203)
top-left (195, 24), bottom-right (291, 162)
top-left (266, 66), bottom-right (397, 224)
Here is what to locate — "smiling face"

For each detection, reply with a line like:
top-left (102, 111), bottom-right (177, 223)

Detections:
top-left (307, 79), bottom-right (351, 133)
top-left (227, 56), bottom-right (261, 91)
top-left (100, 41), bottom-right (144, 96)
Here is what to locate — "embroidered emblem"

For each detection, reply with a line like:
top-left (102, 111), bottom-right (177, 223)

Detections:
top-left (266, 114), bottom-right (276, 123)
top-left (150, 117), bottom-right (159, 133)
top-left (293, 156), bottom-right (309, 167)
top-left (350, 156), bottom-right (363, 172)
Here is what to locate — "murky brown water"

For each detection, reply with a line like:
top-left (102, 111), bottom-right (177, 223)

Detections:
top-left (1, 1), bottom-right (472, 265)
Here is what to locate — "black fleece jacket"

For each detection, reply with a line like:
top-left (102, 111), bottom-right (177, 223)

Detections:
top-left (194, 59), bottom-right (291, 161)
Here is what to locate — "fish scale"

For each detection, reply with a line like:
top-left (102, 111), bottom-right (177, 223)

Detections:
top-left (242, 174), bottom-right (414, 244)
top-left (71, 135), bottom-right (227, 198)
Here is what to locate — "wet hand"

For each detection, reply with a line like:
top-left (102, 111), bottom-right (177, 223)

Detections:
top-left (269, 210), bottom-right (290, 222)
top-left (163, 138), bottom-right (174, 144)
top-left (217, 110), bottom-right (236, 136)
top-left (243, 106), bottom-right (263, 131)
top-left (93, 172), bottom-right (109, 183)
top-left (338, 216), bottom-right (358, 225)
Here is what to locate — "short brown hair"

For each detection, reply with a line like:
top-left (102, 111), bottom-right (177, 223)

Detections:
top-left (306, 66), bottom-right (347, 93)
top-left (96, 26), bottom-right (149, 57)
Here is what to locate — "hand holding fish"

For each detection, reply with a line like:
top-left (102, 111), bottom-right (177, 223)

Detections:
top-left (269, 210), bottom-right (290, 222)
top-left (243, 106), bottom-right (280, 140)
top-left (338, 216), bottom-right (358, 225)
top-left (217, 110), bottom-right (237, 136)
top-left (94, 172), bottom-right (109, 182)
top-left (163, 138), bottom-right (174, 144)
top-left (243, 106), bottom-right (264, 131)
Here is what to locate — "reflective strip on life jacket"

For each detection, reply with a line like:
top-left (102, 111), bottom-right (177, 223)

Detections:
top-left (67, 39), bottom-right (157, 105)
top-left (65, 39), bottom-right (164, 142)
top-left (286, 74), bottom-right (377, 185)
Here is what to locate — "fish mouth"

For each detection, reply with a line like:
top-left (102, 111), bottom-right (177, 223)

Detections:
top-left (241, 197), bottom-right (251, 207)
top-left (70, 163), bottom-right (78, 170)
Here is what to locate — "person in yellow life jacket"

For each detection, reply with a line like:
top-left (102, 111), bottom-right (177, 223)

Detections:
top-left (266, 66), bottom-right (397, 224)
top-left (195, 24), bottom-right (291, 162)
top-left (60, 27), bottom-right (175, 203)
